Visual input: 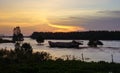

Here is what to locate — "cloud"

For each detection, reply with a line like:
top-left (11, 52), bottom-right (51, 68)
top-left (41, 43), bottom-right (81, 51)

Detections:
top-left (0, 17), bottom-right (43, 27)
top-left (82, 17), bottom-right (120, 30)
top-left (0, 18), bottom-right (30, 23)
top-left (48, 10), bottom-right (120, 31)
top-left (48, 23), bottom-right (85, 32)
top-left (97, 10), bottom-right (120, 17)
top-left (98, 10), bottom-right (120, 14)
top-left (0, 0), bottom-right (117, 11)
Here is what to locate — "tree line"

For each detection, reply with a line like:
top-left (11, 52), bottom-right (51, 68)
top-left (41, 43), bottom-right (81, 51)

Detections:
top-left (31, 31), bottom-right (120, 40)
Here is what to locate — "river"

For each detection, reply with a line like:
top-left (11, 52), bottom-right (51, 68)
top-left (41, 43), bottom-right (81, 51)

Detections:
top-left (0, 38), bottom-right (120, 63)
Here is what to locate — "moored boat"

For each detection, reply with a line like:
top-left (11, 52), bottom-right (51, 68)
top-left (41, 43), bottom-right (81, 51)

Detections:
top-left (48, 40), bottom-right (83, 48)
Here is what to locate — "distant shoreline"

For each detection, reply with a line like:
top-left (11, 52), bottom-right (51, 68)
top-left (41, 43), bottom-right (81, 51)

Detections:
top-left (30, 31), bottom-right (120, 40)
top-left (0, 36), bottom-right (30, 38)
top-left (1, 31), bottom-right (120, 40)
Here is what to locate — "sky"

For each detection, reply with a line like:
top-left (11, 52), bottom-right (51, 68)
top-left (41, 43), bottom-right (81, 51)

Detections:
top-left (0, 0), bottom-right (120, 35)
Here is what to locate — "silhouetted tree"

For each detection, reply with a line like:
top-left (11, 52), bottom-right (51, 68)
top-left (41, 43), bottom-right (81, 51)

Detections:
top-left (88, 40), bottom-right (103, 47)
top-left (12, 26), bottom-right (24, 43)
top-left (36, 36), bottom-right (44, 44)
top-left (21, 43), bottom-right (33, 54)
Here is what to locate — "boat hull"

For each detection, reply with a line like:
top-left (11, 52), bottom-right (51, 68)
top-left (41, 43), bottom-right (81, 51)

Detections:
top-left (48, 41), bottom-right (82, 48)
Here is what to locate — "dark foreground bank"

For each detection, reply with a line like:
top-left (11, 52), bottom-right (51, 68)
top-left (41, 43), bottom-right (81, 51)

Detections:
top-left (1, 60), bottom-right (120, 73)
top-left (0, 43), bottom-right (120, 73)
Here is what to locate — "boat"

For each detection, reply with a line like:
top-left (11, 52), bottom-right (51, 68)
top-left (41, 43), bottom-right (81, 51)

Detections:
top-left (48, 40), bottom-right (83, 48)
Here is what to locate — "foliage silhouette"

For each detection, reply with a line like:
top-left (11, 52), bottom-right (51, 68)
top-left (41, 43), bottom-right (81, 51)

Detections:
top-left (0, 43), bottom-right (120, 73)
top-left (31, 31), bottom-right (120, 40)
top-left (36, 36), bottom-right (44, 44)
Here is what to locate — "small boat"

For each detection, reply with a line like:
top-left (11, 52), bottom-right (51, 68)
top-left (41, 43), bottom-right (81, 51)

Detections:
top-left (48, 40), bottom-right (83, 48)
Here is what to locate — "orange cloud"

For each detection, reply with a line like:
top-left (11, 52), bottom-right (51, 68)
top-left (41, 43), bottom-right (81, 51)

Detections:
top-left (38, 18), bottom-right (85, 32)
top-left (48, 23), bottom-right (85, 32)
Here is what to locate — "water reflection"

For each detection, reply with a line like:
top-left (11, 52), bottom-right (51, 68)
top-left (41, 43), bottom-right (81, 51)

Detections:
top-left (0, 38), bottom-right (120, 63)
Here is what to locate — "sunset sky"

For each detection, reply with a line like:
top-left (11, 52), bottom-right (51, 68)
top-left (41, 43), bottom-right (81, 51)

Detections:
top-left (0, 0), bottom-right (120, 35)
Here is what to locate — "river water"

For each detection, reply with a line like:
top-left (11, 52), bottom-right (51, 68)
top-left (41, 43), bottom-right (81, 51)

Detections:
top-left (0, 38), bottom-right (120, 63)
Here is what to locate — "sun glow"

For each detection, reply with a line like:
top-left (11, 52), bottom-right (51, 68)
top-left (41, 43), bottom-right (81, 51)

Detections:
top-left (0, 9), bottom-right (86, 33)
top-left (42, 18), bottom-right (85, 32)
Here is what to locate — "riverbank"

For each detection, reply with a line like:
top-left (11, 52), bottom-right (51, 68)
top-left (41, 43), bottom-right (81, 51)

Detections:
top-left (0, 48), bottom-right (120, 73)
top-left (1, 60), bottom-right (120, 73)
